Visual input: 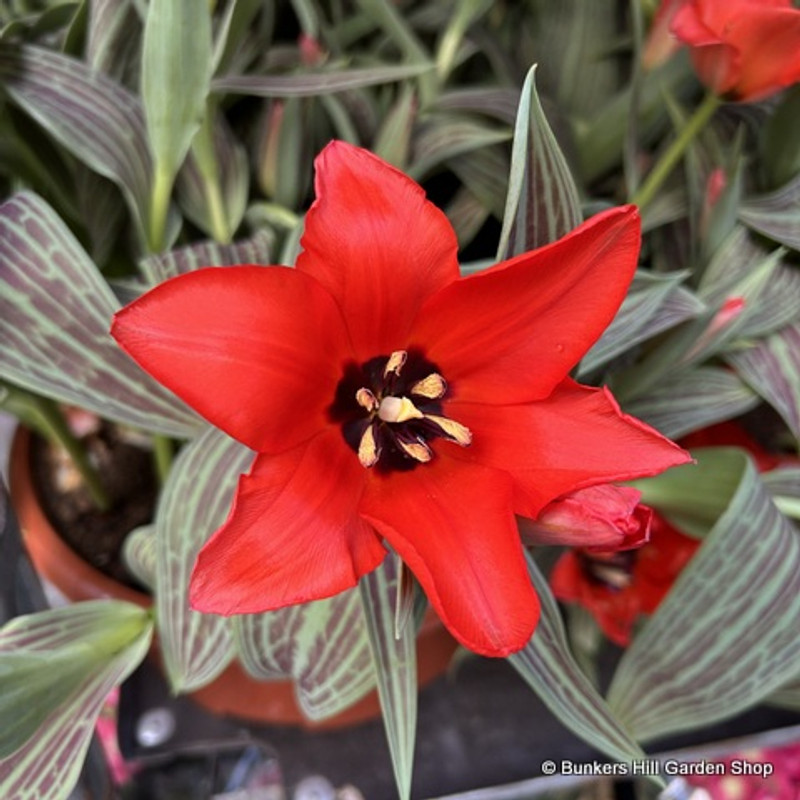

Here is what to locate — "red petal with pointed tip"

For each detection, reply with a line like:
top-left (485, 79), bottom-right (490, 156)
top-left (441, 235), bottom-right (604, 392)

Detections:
top-left (296, 141), bottom-right (460, 361)
top-left (190, 430), bottom-right (386, 614)
top-left (112, 266), bottom-right (351, 453)
top-left (448, 380), bottom-right (692, 518)
top-left (361, 456), bottom-right (539, 657)
top-left (410, 206), bottom-right (641, 405)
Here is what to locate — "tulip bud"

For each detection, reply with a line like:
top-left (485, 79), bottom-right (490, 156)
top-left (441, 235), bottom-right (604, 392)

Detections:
top-left (522, 485), bottom-right (652, 551)
top-left (642, 0), bottom-right (685, 70)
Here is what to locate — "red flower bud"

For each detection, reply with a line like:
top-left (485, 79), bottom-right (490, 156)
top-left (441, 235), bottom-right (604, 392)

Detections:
top-left (671, 0), bottom-right (800, 102)
top-left (523, 485), bottom-right (652, 551)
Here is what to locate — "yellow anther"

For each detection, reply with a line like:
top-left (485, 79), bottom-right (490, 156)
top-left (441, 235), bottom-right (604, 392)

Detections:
top-left (398, 439), bottom-right (432, 463)
top-left (425, 414), bottom-right (472, 447)
top-left (356, 387), bottom-right (379, 413)
top-left (358, 425), bottom-right (379, 468)
top-left (383, 350), bottom-right (408, 378)
top-left (410, 373), bottom-right (447, 399)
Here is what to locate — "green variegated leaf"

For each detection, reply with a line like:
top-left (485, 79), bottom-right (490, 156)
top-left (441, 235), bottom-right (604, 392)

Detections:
top-left (0, 42), bottom-right (152, 242)
top-left (373, 84), bottom-right (417, 169)
top-left (0, 192), bottom-right (200, 437)
top-left (497, 65), bottom-right (582, 260)
top-left (176, 111), bottom-right (250, 243)
top-left (155, 427), bottom-right (250, 692)
top-left (75, 167), bottom-right (127, 268)
top-left (408, 116), bottom-right (511, 181)
top-left (86, 0), bottom-right (141, 80)
top-left (763, 466), bottom-right (800, 520)
top-left (608, 450), bottom-right (800, 741)
top-left (447, 187), bottom-right (491, 249)
top-left (726, 322), bottom-right (800, 442)
top-left (140, 229), bottom-right (276, 286)
top-left (578, 272), bottom-right (703, 378)
top-left (509, 555), bottom-right (656, 782)
top-left (449, 145), bottom-right (509, 220)
top-left (769, 679), bottom-right (800, 712)
top-left (0, 601), bottom-right (152, 800)
top-left (625, 367), bottom-right (760, 439)
top-left (212, 63), bottom-right (432, 97)
top-left (142, 0), bottom-right (213, 251)
top-left (527, 0), bottom-right (618, 120)
top-left (740, 174), bottom-right (800, 252)
top-left (235, 589), bottom-right (375, 721)
top-left (360, 554), bottom-right (417, 800)
top-left (122, 525), bottom-right (157, 592)
top-left (699, 226), bottom-right (800, 338)
top-left (438, 87), bottom-right (520, 124)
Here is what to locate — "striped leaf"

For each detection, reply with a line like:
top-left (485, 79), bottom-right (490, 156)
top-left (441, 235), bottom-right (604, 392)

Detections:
top-left (438, 87), bottom-right (520, 124)
top-left (140, 229), bottom-right (275, 285)
top-left (763, 466), bottom-right (800, 515)
top-left (740, 173), bottom-right (800, 252)
top-left (176, 112), bottom-right (250, 242)
top-left (578, 272), bottom-right (703, 378)
top-left (122, 524), bottom-right (157, 593)
top-left (0, 192), bottom-right (200, 437)
top-left (235, 589), bottom-right (375, 721)
top-left (699, 226), bottom-right (800, 338)
top-left (625, 367), bottom-right (760, 439)
top-left (0, 42), bottom-right (152, 241)
top-left (449, 145), bottom-right (510, 219)
top-left (155, 427), bottom-right (251, 692)
top-left (727, 322), bottom-right (800, 442)
top-left (526, 0), bottom-right (618, 120)
top-left (608, 450), bottom-right (800, 741)
top-left (509, 554), bottom-right (653, 780)
top-left (408, 115), bottom-right (511, 181)
top-left (769, 679), bottom-right (800, 712)
top-left (497, 65), bottom-right (582, 260)
top-left (86, 0), bottom-right (141, 80)
top-left (0, 601), bottom-right (152, 800)
top-left (360, 554), bottom-right (417, 800)
top-left (212, 63), bottom-right (432, 97)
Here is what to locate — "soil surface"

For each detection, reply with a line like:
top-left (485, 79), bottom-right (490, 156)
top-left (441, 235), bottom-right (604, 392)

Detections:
top-left (30, 423), bottom-right (158, 587)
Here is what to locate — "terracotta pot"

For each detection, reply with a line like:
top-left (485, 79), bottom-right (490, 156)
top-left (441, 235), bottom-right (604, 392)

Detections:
top-left (8, 426), bottom-right (459, 729)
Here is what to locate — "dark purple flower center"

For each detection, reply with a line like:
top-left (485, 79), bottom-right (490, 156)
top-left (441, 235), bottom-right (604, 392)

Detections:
top-left (328, 348), bottom-right (471, 473)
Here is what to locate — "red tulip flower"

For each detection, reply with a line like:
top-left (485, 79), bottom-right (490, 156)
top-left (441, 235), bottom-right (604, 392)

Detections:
top-left (550, 514), bottom-right (700, 647)
top-left (112, 142), bottom-right (690, 657)
top-left (671, 0), bottom-right (800, 101)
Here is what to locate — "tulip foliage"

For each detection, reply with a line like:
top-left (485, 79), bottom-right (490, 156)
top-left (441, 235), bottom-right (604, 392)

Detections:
top-left (1, 2), bottom-right (800, 799)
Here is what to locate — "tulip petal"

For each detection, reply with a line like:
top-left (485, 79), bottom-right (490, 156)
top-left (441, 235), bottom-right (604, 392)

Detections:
top-left (672, 0), bottom-right (800, 100)
top-left (411, 206), bottom-right (641, 405)
top-left (112, 266), bottom-right (352, 453)
top-left (360, 457), bottom-right (539, 657)
top-left (448, 379), bottom-right (692, 518)
top-left (190, 430), bottom-right (386, 614)
top-left (296, 141), bottom-right (460, 361)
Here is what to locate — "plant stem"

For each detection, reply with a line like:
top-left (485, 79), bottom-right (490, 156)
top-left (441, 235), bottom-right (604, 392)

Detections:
top-left (35, 397), bottom-right (112, 512)
top-left (630, 91), bottom-right (721, 211)
top-left (152, 434), bottom-right (174, 484)
top-left (148, 165), bottom-right (172, 253)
